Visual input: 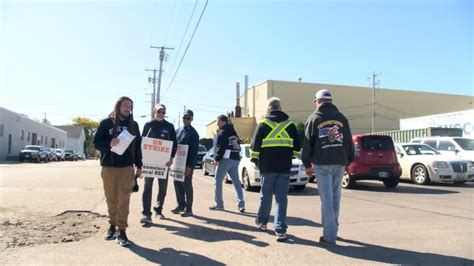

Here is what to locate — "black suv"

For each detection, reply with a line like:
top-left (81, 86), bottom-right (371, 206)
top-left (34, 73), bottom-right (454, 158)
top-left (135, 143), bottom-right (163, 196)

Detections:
top-left (19, 145), bottom-right (48, 163)
top-left (64, 150), bottom-right (77, 161)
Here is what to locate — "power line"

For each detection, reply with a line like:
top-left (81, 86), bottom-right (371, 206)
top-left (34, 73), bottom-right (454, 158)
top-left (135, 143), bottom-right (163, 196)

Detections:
top-left (163, 0), bottom-right (209, 97)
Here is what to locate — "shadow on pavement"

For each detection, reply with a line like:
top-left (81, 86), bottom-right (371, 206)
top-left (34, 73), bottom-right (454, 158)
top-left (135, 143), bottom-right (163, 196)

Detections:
top-left (287, 236), bottom-right (473, 264)
top-left (350, 182), bottom-right (459, 194)
top-left (128, 245), bottom-right (225, 265)
top-left (288, 185), bottom-right (319, 196)
top-left (211, 210), bottom-right (321, 228)
top-left (143, 217), bottom-right (268, 247)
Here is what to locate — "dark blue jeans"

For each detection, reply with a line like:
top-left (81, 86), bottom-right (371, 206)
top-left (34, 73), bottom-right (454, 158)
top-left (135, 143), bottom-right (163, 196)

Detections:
top-left (142, 176), bottom-right (168, 217)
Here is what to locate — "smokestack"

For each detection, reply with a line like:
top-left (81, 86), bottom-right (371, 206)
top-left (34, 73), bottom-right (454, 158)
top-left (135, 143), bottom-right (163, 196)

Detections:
top-left (244, 75), bottom-right (248, 117)
top-left (235, 82), bottom-right (242, 117)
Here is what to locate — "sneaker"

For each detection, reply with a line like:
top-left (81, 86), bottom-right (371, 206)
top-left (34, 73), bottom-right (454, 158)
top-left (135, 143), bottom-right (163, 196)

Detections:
top-left (319, 236), bottom-right (336, 246)
top-left (276, 232), bottom-right (288, 242)
top-left (171, 206), bottom-right (185, 214)
top-left (116, 230), bottom-right (130, 247)
top-left (238, 207), bottom-right (245, 213)
top-left (104, 224), bottom-right (116, 240)
top-left (256, 223), bottom-right (267, 232)
top-left (155, 212), bottom-right (165, 220)
top-left (140, 215), bottom-right (152, 224)
top-left (181, 210), bottom-right (193, 217)
top-left (209, 205), bottom-right (224, 211)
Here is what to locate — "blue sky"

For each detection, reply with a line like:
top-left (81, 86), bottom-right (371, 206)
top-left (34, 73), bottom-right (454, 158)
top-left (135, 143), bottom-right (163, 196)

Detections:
top-left (1, 0), bottom-right (472, 138)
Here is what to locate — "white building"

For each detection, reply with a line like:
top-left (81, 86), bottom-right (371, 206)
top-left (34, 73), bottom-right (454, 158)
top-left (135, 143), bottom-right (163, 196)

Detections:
top-left (400, 109), bottom-right (474, 138)
top-left (55, 126), bottom-right (85, 154)
top-left (0, 107), bottom-right (67, 160)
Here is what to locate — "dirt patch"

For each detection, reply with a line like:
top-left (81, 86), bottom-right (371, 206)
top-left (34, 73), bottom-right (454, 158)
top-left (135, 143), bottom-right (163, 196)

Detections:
top-left (0, 210), bottom-right (106, 250)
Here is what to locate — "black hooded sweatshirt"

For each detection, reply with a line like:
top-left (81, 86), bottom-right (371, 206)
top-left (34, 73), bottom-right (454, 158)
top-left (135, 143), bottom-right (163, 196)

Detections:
top-left (250, 110), bottom-right (301, 174)
top-left (215, 124), bottom-right (240, 161)
top-left (302, 102), bottom-right (354, 168)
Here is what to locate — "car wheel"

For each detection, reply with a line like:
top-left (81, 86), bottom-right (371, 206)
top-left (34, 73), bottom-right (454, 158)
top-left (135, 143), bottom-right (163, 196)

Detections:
top-left (19, 158), bottom-right (24, 162)
top-left (411, 164), bottom-right (430, 185)
top-left (342, 173), bottom-right (355, 189)
top-left (294, 185), bottom-right (306, 190)
top-left (242, 169), bottom-right (252, 191)
top-left (383, 177), bottom-right (400, 188)
top-left (453, 181), bottom-right (466, 185)
top-left (36, 157), bottom-right (41, 163)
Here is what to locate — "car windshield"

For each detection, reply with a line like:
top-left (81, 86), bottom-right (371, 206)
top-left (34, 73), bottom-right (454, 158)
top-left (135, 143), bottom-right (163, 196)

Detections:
top-left (65, 150), bottom-right (74, 153)
top-left (362, 136), bottom-right (394, 150)
top-left (244, 146), bottom-right (250, 158)
top-left (402, 144), bottom-right (439, 155)
top-left (25, 146), bottom-right (41, 151)
top-left (453, 138), bottom-right (474, 151)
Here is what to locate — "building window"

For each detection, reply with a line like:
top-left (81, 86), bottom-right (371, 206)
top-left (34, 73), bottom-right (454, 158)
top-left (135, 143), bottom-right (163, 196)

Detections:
top-left (21, 130), bottom-right (25, 140)
top-left (0, 124), bottom-right (3, 137)
top-left (27, 132), bottom-right (31, 141)
top-left (40, 135), bottom-right (43, 144)
top-left (45, 136), bottom-right (48, 145)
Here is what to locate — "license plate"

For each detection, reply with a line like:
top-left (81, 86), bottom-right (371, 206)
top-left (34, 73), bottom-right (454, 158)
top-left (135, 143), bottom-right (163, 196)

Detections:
top-left (378, 172), bottom-right (388, 178)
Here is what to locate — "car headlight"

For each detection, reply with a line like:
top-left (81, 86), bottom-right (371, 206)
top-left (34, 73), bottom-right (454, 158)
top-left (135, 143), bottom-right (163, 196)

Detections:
top-left (434, 161), bottom-right (449, 169)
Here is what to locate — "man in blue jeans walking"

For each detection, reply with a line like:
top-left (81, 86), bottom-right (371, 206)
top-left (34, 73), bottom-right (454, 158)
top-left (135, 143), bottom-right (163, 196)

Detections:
top-left (250, 97), bottom-right (301, 242)
top-left (302, 89), bottom-right (354, 245)
top-left (210, 115), bottom-right (245, 212)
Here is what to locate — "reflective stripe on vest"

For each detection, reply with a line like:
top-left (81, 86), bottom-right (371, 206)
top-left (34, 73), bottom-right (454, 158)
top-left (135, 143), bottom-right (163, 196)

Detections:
top-left (250, 149), bottom-right (260, 159)
top-left (261, 119), bottom-right (294, 148)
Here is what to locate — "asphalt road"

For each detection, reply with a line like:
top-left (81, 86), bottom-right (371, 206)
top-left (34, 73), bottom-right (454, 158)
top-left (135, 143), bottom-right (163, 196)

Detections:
top-left (1, 160), bottom-right (473, 265)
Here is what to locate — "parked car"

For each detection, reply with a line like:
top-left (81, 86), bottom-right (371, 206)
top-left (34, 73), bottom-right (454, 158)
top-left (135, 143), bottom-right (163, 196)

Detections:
top-left (202, 147), bottom-right (216, 176)
top-left (64, 150), bottom-right (77, 161)
top-left (195, 144), bottom-right (208, 169)
top-left (18, 145), bottom-right (48, 163)
top-left (395, 143), bottom-right (474, 185)
top-left (411, 137), bottom-right (474, 159)
top-left (55, 149), bottom-right (65, 161)
top-left (76, 153), bottom-right (86, 160)
top-left (42, 147), bottom-right (56, 162)
top-left (232, 144), bottom-right (310, 191)
top-left (343, 134), bottom-right (402, 189)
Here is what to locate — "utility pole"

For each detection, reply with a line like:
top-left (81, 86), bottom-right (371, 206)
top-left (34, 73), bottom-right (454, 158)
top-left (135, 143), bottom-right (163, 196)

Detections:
top-left (370, 72), bottom-right (381, 133)
top-left (150, 45), bottom-right (174, 105)
top-left (146, 69), bottom-right (157, 118)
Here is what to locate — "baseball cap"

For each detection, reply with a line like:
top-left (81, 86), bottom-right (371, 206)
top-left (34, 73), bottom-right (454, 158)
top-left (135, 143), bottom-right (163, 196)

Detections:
top-left (183, 109), bottom-right (194, 117)
top-left (314, 89), bottom-right (332, 102)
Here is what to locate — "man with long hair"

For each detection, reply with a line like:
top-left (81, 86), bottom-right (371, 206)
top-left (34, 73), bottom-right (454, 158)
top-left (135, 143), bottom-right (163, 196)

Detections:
top-left (93, 96), bottom-right (143, 247)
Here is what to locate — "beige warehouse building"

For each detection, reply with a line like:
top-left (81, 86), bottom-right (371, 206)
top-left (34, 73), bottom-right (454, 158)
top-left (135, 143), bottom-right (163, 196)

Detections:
top-left (207, 80), bottom-right (473, 138)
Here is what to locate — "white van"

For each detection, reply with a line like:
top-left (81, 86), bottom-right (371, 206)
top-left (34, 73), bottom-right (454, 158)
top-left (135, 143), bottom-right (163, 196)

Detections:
top-left (411, 137), bottom-right (474, 160)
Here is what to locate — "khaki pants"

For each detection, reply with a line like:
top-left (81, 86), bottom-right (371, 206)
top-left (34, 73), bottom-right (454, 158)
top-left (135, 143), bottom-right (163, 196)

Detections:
top-left (101, 166), bottom-right (135, 230)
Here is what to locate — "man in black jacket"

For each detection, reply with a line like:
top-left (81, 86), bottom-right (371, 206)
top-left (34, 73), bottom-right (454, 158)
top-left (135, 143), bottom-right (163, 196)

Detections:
top-left (302, 89), bottom-right (354, 245)
top-left (171, 109), bottom-right (199, 217)
top-left (93, 96), bottom-right (143, 247)
top-left (250, 97), bottom-right (301, 242)
top-left (209, 115), bottom-right (245, 212)
top-left (140, 104), bottom-right (177, 223)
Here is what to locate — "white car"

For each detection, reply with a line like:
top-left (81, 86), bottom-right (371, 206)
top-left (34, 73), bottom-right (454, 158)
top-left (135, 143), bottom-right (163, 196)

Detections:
top-left (410, 137), bottom-right (474, 160)
top-left (395, 143), bottom-right (474, 185)
top-left (229, 144), bottom-right (310, 191)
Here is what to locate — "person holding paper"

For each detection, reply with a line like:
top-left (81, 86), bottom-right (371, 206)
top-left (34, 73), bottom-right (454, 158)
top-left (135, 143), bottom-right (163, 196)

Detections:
top-left (172, 109), bottom-right (199, 217)
top-left (210, 115), bottom-right (245, 212)
top-left (93, 96), bottom-right (143, 247)
top-left (140, 104), bottom-right (177, 224)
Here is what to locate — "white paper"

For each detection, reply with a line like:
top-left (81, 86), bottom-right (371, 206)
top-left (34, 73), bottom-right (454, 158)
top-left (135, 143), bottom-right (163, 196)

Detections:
top-left (110, 129), bottom-right (136, 155)
top-left (170, 144), bottom-right (189, 182)
top-left (223, 149), bottom-right (231, 159)
top-left (141, 137), bottom-right (173, 179)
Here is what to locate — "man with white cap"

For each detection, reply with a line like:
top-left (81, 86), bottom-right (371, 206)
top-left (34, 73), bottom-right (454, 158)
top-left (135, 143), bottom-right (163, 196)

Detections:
top-left (302, 89), bottom-right (354, 245)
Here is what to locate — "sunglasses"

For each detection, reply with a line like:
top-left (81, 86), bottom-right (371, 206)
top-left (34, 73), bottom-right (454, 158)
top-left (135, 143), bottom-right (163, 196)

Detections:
top-left (156, 110), bottom-right (166, 114)
top-left (182, 116), bottom-right (192, 120)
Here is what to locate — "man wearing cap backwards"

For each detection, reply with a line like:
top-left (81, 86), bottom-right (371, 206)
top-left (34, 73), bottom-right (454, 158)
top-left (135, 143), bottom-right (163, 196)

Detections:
top-left (93, 96), bottom-right (143, 247)
top-left (250, 97), bottom-right (301, 242)
top-left (302, 89), bottom-right (354, 246)
top-left (171, 110), bottom-right (199, 217)
top-left (140, 104), bottom-right (177, 224)
top-left (210, 115), bottom-right (245, 212)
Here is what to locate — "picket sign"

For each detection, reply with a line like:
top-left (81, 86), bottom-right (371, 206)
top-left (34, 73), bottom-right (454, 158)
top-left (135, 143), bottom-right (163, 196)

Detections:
top-left (169, 144), bottom-right (188, 182)
top-left (141, 137), bottom-right (173, 179)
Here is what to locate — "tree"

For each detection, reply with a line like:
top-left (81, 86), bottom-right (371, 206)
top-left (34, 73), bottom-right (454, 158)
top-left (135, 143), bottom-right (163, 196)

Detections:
top-left (296, 122), bottom-right (305, 143)
top-left (72, 117), bottom-right (99, 157)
